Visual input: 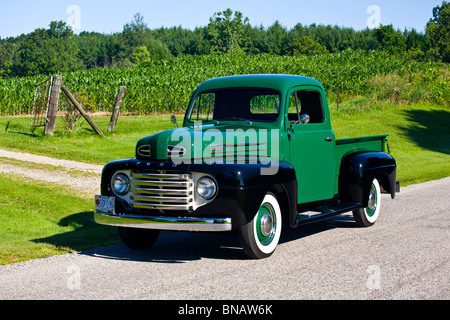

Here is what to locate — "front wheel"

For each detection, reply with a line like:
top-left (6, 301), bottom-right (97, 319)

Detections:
top-left (239, 193), bottom-right (282, 259)
top-left (353, 178), bottom-right (381, 227)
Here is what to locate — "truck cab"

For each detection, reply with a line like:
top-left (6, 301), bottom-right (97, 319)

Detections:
top-left (95, 75), bottom-right (399, 259)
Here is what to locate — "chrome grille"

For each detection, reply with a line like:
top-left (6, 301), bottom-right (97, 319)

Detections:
top-left (129, 171), bottom-right (194, 211)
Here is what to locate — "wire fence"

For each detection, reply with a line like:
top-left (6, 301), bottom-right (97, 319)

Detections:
top-left (30, 76), bottom-right (53, 127)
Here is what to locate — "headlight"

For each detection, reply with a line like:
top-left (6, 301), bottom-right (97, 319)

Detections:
top-left (111, 173), bottom-right (130, 196)
top-left (196, 177), bottom-right (217, 200)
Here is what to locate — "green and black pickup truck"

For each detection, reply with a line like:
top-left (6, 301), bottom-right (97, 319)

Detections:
top-left (95, 74), bottom-right (399, 259)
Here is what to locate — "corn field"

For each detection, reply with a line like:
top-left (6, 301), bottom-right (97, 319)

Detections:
top-left (0, 50), bottom-right (448, 115)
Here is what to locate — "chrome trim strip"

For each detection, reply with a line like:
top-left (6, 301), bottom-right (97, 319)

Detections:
top-left (131, 172), bottom-right (190, 180)
top-left (210, 142), bottom-right (266, 148)
top-left (131, 195), bottom-right (193, 203)
top-left (130, 202), bottom-right (193, 211)
top-left (129, 187), bottom-right (192, 196)
top-left (94, 212), bottom-right (232, 232)
top-left (130, 180), bottom-right (192, 187)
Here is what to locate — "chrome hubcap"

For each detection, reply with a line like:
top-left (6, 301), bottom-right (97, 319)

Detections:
top-left (366, 184), bottom-right (378, 217)
top-left (260, 212), bottom-right (273, 237)
top-left (368, 189), bottom-right (376, 209)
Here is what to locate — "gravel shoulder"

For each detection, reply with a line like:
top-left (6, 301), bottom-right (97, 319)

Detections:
top-left (0, 148), bottom-right (102, 197)
top-left (0, 149), bottom-right (103, 173)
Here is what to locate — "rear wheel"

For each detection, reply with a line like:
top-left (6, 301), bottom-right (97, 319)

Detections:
top-left (239, 193), bottom-right (282, 259)
top-left (353, 179), bottom-right (381, 227)
top-left (118, 227), bottom-right (160, 250)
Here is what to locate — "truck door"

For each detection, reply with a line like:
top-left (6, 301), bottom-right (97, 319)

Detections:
top-left (287, 87), bottom-right (336, 204)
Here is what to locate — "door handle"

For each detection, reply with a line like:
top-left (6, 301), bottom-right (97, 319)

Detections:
top-left (325, 137), bottom-right (335, 142)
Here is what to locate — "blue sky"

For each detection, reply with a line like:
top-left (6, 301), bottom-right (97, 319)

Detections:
top-left (0, 0), bottom-right (444, 39)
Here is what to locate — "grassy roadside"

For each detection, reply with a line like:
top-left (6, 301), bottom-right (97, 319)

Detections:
top-left (0, 174), bottom-right (120, 266)
top-left (329, 102), bottom-right (449, 186)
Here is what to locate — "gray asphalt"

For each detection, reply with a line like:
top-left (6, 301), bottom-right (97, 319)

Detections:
top-left (1, 177), bottom-right (449, 300)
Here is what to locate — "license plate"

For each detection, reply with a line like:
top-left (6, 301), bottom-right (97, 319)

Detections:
top-left (95, 196), bottom-right (115, 214)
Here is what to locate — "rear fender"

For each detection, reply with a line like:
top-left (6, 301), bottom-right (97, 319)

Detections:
top-left (339, 152), bottom-right (397, 206)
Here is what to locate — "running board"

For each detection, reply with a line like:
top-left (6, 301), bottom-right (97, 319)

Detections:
top-left (296, 203), bottom-right (361, 225)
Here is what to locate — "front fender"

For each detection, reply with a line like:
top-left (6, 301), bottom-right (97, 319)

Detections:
top-left (188, 161), bottom-right (297, 228)
top-left (100, 159), bottom-right (297, 229)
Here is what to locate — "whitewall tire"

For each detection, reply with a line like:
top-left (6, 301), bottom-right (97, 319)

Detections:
top-left (353, 178), bottom-right (381, 227)
top-left (239, 193), bottom-right (282, 259)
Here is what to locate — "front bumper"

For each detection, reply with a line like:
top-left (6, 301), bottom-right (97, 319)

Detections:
top-left (94, 211), bottom-right (232, 232)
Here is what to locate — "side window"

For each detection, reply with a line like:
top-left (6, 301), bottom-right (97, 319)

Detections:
top-left (190, 93), bottom-right (215, 122)
top-left (289, 90), bottom-right (324, 124)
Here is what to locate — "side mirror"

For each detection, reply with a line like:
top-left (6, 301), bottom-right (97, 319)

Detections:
top-left (300, 114), bottom-right (310, 124)
top-left (171, 115), bottom-right (179, 128)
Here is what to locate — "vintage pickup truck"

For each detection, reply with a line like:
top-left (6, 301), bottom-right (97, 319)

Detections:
top-left (95, 74), bottom-right (399, 259)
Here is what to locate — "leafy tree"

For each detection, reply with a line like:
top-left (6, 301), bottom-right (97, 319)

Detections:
top-left (374, 25), bottom-right (407, 55)
top-left (157, 26), bottom-right (192, 56)
top-left (2, 6), bottom-right (448, 78)
top-left (292, 36), bottom-right (329, 56)
top-left (103, 33), bottom-right (128, 66)
top-left (188, 27), bottom-right (212, 55)
top-left (402, 28), bottom-right (427, 61)
top-left (207, 9), bottom-right (251, 54)
top-left (131, 46), bottom-right (151, 64)
top-left (0, 41), bottom-right (16, 77)
top-left (16, 21), bottom-right (81, 76)
top-left (123, 13), bottom-right (151, 50)
top-left (146, 38), bottom-right (173, 60)
top-left (266, 21), bottom-right (289, 55)
top-left (354, 28), bottom-right (378, 51)
top-left (76, 32), bottom-right (104, 69)
top-left (426, 1), bottom-right (450, 62)
top-left (245, 25), bottom-right (269, 54)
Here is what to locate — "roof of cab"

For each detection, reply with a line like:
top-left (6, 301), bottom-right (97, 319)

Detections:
top-left (195, 74), bottom-right (324, 93)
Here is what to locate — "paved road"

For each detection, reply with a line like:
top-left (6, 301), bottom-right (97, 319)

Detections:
top-left (0, 178), bottom-right (449, 300)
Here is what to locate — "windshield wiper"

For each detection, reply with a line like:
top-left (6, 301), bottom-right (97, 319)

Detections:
top-left (217, 117), bottom-right (252, 125)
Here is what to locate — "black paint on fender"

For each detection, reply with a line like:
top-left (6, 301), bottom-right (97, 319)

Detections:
top-left (338, 151), bottom-right (397, 207)
top-left (100, 158), bottom-right (298, 229)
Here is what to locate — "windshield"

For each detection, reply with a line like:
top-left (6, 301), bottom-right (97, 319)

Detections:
top-left (188, 88), bottom-right (281, 123)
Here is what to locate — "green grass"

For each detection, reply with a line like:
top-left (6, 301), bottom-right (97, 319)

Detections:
top-left (0, 114), bottom-right (182, 165)
top-left (330, 102), bottom-right (450, 186)
top-left (0, 175), bottom-right (120, 265)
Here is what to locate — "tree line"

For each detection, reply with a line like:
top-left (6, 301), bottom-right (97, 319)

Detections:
top-left (0, 2), bottom-right (448, 78)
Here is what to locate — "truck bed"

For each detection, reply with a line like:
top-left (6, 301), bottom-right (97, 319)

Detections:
top-left (336, 134), bottom-right (388, 154)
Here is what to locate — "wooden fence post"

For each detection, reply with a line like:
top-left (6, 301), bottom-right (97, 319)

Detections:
top-left (61, 84), bottom-right (105, 137)
top-left (44, 75), bottom-right (62, 136)
top-left (108, 86), bottom-right (127, 133)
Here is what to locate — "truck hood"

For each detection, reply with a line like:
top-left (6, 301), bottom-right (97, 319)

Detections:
top-left (136, 122), bottom-right (281, 163)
